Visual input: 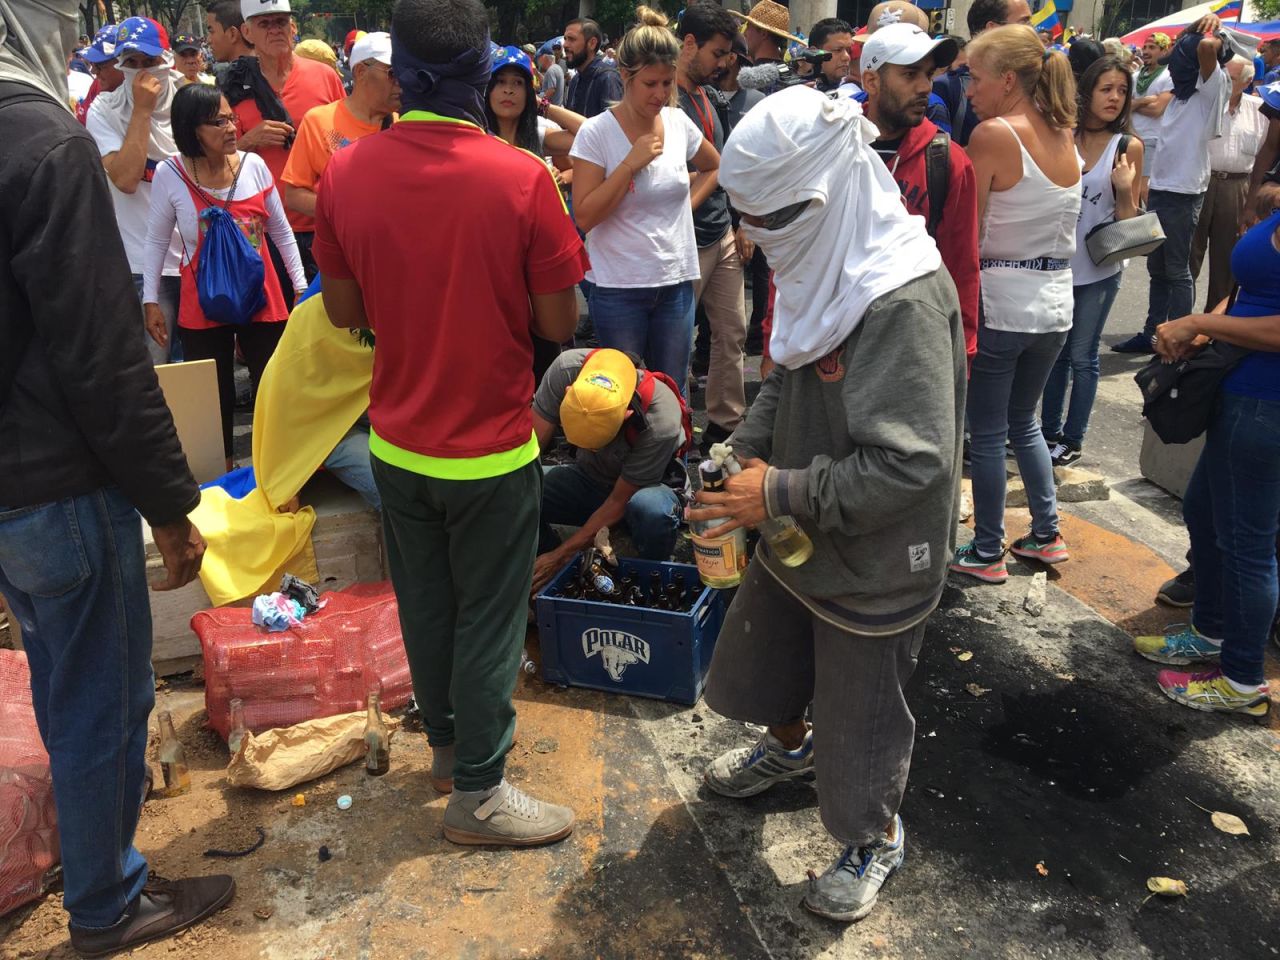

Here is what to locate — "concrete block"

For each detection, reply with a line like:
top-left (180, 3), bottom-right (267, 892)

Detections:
top-left (1139, 421), bottom-right (1204, 500)
top-left (1024, 571), bottom-right (1047, 616)
top-left (1006, 476), bottom-right (1027, 508)
top-left (1053, 466), bottom-right (1111, 503)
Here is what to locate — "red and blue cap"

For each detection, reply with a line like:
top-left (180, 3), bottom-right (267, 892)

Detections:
top-left (491, 44), bottom-right (534, 79)
top-left (115, 17), bottom-right (168, 59)
top-left (80, 24), bottom-right (119, 64)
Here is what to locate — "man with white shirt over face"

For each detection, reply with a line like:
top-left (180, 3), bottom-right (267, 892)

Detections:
top-left (1114, 15), bottom-right (1230, 354)
top-left (1190, 55), bottom-right (1267, 311)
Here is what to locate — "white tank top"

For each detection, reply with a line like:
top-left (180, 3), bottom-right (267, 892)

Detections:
top-left (979, 117), bottom-right (1082, 334)
top-left (1071, 133), bottom-right (1125, 286)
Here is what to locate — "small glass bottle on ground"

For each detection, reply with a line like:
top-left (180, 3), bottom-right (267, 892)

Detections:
top-left (156, 711), bottom-right (191, 797)
top-left (227, 698), bottom-right (248, 755)
top-left (364, 688), bottom-right (390, 777)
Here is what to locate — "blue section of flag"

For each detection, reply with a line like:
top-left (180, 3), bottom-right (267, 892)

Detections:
top-left (1032, 1), bottom-right (1063, 36)
top-left (1209, 0), bottom-right (1243, 18)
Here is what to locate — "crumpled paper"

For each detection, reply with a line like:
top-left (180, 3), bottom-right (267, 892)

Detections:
top-left (226, 711), bottom-right (399, 791)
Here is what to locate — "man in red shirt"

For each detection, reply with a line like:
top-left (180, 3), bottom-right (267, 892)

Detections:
top-left (314, 0), bottom-right (586, 849)
top-left (860, 24), bottom-right (978, 364)
top-left (222, 0), bottom-right (343, 285)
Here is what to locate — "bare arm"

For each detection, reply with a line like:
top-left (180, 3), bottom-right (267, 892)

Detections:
top-left (101, 73), bottom-right (161, 194)
top-left (688, 136), bottom-right (720, 212)
top-left (284, 183), bottom-right (318, 218)
top-left (1134, 91), bottom-right (1173, 118)
top-left (531, 287), bottom-right (578, 343)
top-left (1244, 119), bottom-right (1279, 230)
top-left (966, 121), bottom-right (1001, 226)
top-left (545, 103), bottom-right (585, 134)
top-left (323, 275), bottom-right (369, 330)
top-left (1195, 30), bottom-right (1223, 82)
top-left (1160, 312), bottom-right (1280, 354)
top-left (572, 157), bottom-right (636, 232)
top-left (532, 475), bottom-right (639, 592)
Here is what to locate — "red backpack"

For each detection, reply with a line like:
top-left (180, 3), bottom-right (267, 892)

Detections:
top-left (583, 350), bottom-right (694, 458)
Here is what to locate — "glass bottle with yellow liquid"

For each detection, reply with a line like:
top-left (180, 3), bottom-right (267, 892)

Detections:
top-left (156, 711), bottom-right (191, 797)
top-left (690, 460), bottom-right (748, 587)
top-left (711, 443), bottom-right (814, 568)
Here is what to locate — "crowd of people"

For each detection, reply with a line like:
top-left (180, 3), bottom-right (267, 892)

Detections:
top-left (3, 0), bottom-right (1280, 952)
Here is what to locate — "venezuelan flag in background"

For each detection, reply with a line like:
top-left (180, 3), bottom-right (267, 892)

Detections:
top-left (1209, 0), bottom-right (1243, 19)
top-left (1032, 0), bottom-right (1064, 38)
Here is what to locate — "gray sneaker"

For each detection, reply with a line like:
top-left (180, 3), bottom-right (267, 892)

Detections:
top-left (802, 816), bottom-right (905, 922)
top-left (443, 780), bottom-right (574, 847)
top-left (704, 729), bottom-right (814, 799)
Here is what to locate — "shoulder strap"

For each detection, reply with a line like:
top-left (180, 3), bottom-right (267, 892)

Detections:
top-left (1114, 134), bottom-right (1132, 168)
top-left (924, 132), bottom-right (951, 239)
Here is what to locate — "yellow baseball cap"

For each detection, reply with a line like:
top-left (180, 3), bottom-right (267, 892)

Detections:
top-left (560, 350), bottom-right (638, 450)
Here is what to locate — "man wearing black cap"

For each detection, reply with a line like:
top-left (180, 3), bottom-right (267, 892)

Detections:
top-left (171, 34), bottom-right (212, 85)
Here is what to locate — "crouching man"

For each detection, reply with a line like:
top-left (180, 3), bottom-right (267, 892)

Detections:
top-left (531, 348), bottom-right (687, 593)
top-left (687, 86), bottom-right (966, 922)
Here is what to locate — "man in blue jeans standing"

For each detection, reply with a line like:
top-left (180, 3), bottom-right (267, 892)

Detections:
top-left (530, 349), bottom-right (686, 593)
top-left (0, 3), bottom-right (233, 952)
top-left (1115, 16), bottom-right (1229, 354)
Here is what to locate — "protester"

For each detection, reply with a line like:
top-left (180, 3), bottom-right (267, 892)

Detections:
top-left (730, 0), bottom-right (799, 66)
top-left (530, 349), bottom-right (685, 584)
top-left (538, 43), bottom-right (565, 106)
top-left (1067, 37), bottom-right (1105, 79)
top-left (86, 17), bottom-right (186, 366)
top-left (809, 17), bottom-right (854, 92)
top-left (205, 0), bottom-right (253, 78)
top-left (172, 34), bottom-right (212, 85)
top-left (949, 25), bottom-right (1079, 584)
top-left (222, 0), bottom-right (344, 285)
top-left (485, 45), bottom-right (583, 158)
top-left (858, 24), bottom-right (977, 361)
top-left (570, 6), bottom-right (720, 391)
top-left (1134, 210), bottom-right (1280, 719)
top-left (75, 23), bottom-right (123, 124)
top-left (1130, 34), bottom-right (1174, 204)
top-left (1259, 38), bottom-right (1280, 85)
top-left (692, 84), bottom-right (964, 924)
top-left (313, 0), bottom-right (586, 846)
top-left (144, 83), bottom-right (306, 460)
top-left (282, 31), bottom-right (399, 220)
top-left (1114, 16), bottom-right (1228, 354)
top-left (719, 32), bottom-right (763, 130)
top-left (0, 1), bottom-right (232, 949)
top-left (563, 17), bottom-right (622, 118)
top-left (933, 0), bottom-right (1033, 145)
top-left (674, 3), bottom-right (748, 450)
top-left (295, 38), bottom-right (341, 74)
top-left (1189, 55), bottom-right (1265, 311)
top-left (1040, 56), bottom-right (1143, 468)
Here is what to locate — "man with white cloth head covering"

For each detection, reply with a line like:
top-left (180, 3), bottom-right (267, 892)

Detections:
top-left (687, 85), bottom-right (966, 923)
top-left (86, 16), bottom-right (186, 364)
top-left (0, 0), bottom-right (235, 953)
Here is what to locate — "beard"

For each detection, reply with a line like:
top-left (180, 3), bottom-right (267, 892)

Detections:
top-left (568, 46), bottom-right (591, 69)
top-left (881, 92), bottom-right (928, 133)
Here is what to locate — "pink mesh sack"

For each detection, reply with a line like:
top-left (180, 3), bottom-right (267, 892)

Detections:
top-left (194, 581), bottom-right (413, 742)
top-left (0, 650), bottom-right (60, 917)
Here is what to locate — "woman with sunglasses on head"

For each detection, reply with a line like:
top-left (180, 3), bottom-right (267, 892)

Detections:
top-left (570, 5), bottom-right (721, 390)
top-left (1040, 55), bottom-right (1143, 468)
top-left (143, 83), bottom-right (306, 465)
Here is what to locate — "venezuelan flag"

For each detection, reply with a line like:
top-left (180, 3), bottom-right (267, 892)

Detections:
top-left (1031, 0), bottom-right (1063, 38)
top-left (1209, 0), bottom-right (1243, 19)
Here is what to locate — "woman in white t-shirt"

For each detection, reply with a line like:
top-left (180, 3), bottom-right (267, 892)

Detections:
top-left (1040, 56), bottom-right (1143, 467)
top-left (570, 5), bottom-right (720, 390)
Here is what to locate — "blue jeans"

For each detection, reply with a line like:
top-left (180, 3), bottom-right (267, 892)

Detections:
top-left (1041, 273), bottom-right (1123, 446)
top-left (1184, 393), bottom-right (1280, 686)
top-left (0, 488), bottom-right (153, 929)
top-left (967, 326), bottom-right (1067, 557)
top-left (323, 424), bottom-right (381, 511)
top-left (588, 282), bottom-right (695, 394)
top-left (537, 464), bottom-right (681, 560)
top-left (1145, 189), bottom-right (1205, 335)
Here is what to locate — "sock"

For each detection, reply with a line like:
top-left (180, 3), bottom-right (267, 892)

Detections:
top-left (1225, 676), bottom-right (1263, 694)
top-left (431, 743), bottom-right (455, 780)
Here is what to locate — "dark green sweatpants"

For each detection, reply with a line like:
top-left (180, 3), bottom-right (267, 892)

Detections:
top-left (371, 455), bottom-right (541, 791)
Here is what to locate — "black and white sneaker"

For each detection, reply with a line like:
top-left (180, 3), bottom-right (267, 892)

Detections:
top-left (1049, 442), bottom-right (1082, 468)
top-left (704, 729), bottom-right (814, 798)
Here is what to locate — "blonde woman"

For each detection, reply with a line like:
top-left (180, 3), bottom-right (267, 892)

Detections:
top-left (570, 5), bottom-right (720, 389)
top-left (949, 25), bottom-right (1081, 584)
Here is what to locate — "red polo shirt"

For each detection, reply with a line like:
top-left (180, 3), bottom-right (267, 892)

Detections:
top-left (312, 112), bottom-right (587, 474)
top-left (232, 54), bottom-right (344, 234)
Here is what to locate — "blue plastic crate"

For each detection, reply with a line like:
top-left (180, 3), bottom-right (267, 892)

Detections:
top-left (534, 556), bottom-right (726, 705)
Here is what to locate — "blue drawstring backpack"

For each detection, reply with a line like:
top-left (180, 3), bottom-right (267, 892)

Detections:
top-left (169, 158), bottom-right (266, 326)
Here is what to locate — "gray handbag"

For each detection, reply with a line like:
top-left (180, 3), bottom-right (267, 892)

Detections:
top-left (1083, 133), bottom-right (1165, 267)
top-left (1085, 210), bottom-right (1166, 267)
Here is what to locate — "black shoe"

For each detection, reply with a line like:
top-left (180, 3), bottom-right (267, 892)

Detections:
top-left (1110, 333), bottom-right (1156, 354)
top-left (699, 421), bottom-right (733, 457)
top-left (1155, 567), bottom-right (1195, 608)
top-left (70, 875), bottom-right (236, 958)
top-left (1048, 441), bottom-right (1082, 468)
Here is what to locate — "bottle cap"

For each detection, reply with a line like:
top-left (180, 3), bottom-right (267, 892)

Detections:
top-left (698, 459), bottom-right (724, 483)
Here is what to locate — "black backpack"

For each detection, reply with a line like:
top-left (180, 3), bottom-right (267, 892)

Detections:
top-left (924, 131), bottom-right (951, 239)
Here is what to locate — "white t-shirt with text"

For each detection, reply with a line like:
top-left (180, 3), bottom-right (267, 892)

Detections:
top-left (569, 106), bottom-right (703, 288)
top-left (1149, 67), bottom-right (1229, 195)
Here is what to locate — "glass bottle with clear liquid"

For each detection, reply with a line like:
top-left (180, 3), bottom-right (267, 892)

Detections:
top-left (364, 688), bottom-right (390, 777)
top-left (713, 444), bottom-right (814, 568)
top-left (227, 698), bottom-right (248, 755)
top-left (156, 710), bottom-right (191, 797)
